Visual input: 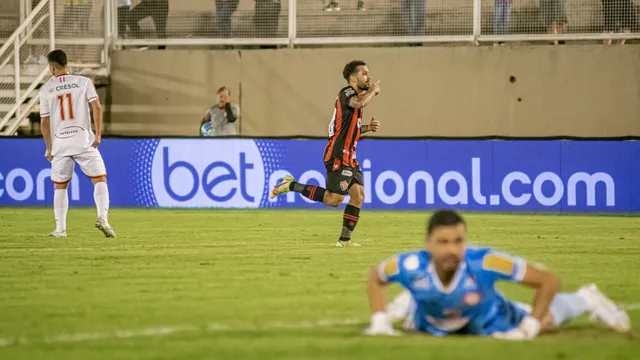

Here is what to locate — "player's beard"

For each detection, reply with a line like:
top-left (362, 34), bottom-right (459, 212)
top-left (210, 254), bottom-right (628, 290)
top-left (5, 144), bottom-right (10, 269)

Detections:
top-left (359, 80), bottom-right (370, 91)
top-left (439, 255), bottom-right (461, 273)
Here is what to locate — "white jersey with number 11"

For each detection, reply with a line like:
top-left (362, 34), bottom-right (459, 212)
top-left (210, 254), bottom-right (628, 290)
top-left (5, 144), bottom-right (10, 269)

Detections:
top-left (39, 74), bottom-right (99, 157)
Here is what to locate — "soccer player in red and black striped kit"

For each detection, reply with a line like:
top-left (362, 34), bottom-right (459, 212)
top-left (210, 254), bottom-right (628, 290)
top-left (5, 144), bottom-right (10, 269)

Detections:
top-left (270, 60), bottom-right (381, 247)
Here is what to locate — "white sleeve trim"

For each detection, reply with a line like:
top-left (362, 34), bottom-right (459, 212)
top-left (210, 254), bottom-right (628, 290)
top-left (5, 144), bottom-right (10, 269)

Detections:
top-left (377, 262), bottom-right (389, 283)
top-left (513, 257), bottom-right (528, 282)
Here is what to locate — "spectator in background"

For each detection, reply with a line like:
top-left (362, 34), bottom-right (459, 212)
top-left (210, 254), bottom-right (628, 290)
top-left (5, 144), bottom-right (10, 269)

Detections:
top-left (200, 87), bottom-right (240, 137)
top-left (254, 0), bottom-right (281, 47)
top-left (401, 0), bottom-right (426, 46)
top-left (324, 1), bottom-right (366, 12)
top-left (493, 0), bottom-right (511, 40)
top-left (129, 0), bottom-right (169, 49)
top-left (602, 0), bottom-right (636, 45)
top-left (63, 0), bottom-right (91, 35)
top-left (540, 0), bottom-right (567, 45)
top-left (216, 0), bottom-right (240, 38)
top-left (117, 0), bottom-right (132, 38)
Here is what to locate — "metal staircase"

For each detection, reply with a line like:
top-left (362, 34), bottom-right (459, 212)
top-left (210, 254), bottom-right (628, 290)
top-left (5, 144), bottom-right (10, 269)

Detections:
top-left (0, 0), bottom-right (53, 136)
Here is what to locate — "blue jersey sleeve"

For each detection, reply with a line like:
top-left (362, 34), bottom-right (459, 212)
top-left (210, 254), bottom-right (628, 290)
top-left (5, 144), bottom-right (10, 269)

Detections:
top-left (479, 250), bottom-right (528, 283)
top-left (376, 252), bottom-right (422, 287)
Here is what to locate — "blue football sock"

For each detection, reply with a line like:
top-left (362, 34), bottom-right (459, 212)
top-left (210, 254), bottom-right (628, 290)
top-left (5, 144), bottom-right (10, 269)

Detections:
top-left (549, 292), bottom-right (589, 327)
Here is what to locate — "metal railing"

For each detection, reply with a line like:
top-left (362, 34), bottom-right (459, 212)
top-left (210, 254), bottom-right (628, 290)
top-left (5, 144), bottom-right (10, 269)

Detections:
top-left (4, 1), bottom-right (639, 55)
top-left (105, 0), bottom-right (640, 47)
top-left (0, 0), bottom-right (54, 136)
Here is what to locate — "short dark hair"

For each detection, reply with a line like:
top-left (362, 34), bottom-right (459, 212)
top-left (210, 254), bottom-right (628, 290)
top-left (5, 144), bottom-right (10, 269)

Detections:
top-left (217, 86), bottom-right (230, 95)
top-left (427, 209), bottom-right (466, 235)
top-left (342, 60), bottom-right (366, 81)
top-left (46, 49), bottom-right (67, 67)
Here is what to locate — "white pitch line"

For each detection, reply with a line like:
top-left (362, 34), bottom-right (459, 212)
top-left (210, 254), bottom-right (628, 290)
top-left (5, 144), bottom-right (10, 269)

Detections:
top-left (0, 318), bottom-right (363, 348)
top-left (1, 304), bottom-right (639, 348)
top-left (621, 303), bottom-right (640, 311)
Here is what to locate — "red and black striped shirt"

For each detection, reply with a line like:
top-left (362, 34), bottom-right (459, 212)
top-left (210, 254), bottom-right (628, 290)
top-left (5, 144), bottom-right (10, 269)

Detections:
top-left (324, 85), bottom-right (362, 169)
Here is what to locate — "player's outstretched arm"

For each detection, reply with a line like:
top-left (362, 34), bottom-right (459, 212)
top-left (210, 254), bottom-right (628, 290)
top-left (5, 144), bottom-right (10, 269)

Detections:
top-left (520, 264), bottom-right (562, 322)
top-left (364, 264), bottom-right (399, 336)
top-left (90, 100), bottom-right (103, 148)
top-left (367, 266), bottom-right (387, 314)
top-left (348, 81), bottom-right (380, 109)
top-left (41, 116), bottom-right (52, 161)
top-left (493, 262), bottom-right (561, 341)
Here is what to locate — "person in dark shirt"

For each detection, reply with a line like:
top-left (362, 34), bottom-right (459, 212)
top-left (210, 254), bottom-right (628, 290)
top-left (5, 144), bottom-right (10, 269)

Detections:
top-left (270, 60), bottom-right (381, 247)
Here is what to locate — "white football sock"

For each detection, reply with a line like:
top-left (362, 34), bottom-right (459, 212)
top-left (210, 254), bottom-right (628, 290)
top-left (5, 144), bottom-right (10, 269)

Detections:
top-left (94, 182), bottom-right (110, 223)
top-left (54, 189), bottom-right (68, 232)
top-left (549, 292), bottom-right (589, 327)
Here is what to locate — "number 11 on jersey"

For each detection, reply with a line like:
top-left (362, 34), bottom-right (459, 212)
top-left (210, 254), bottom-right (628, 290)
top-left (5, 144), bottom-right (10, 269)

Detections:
top-left (57, 93), bottom-right (74, 121)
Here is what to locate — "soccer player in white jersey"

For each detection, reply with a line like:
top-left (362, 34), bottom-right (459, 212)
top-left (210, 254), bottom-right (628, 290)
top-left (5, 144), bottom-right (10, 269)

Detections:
top-left (39, 49), bottom-right (115, 238)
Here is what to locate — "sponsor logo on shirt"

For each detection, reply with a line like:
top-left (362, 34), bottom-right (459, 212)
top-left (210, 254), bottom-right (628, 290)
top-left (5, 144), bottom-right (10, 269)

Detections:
top-left (55, 126), bottom-right (84, 139)
top-left (412, 277), bottom-right (430, 290)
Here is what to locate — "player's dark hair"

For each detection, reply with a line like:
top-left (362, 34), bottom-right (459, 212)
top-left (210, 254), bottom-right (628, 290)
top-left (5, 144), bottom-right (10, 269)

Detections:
top-left (427, 209), bottom-right (465, 235)
top-left (342, 60), bottom-right (366, 81)
top-left (217, 86), bottom-right (230, 95)
top-left (46, 49), bottom-right (68, 67)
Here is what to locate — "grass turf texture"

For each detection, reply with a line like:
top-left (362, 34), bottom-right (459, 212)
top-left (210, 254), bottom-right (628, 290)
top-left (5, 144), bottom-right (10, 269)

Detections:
top-left (0, 208), bottom-right (639, 359)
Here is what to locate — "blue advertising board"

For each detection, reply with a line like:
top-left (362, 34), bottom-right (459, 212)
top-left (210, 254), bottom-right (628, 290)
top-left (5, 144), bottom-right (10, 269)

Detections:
top-left (0, 138), bottom-right (638, 212)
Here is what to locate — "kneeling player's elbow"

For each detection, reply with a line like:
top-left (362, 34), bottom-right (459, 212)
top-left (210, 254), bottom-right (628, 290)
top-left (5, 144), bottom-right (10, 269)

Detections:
top-left (368, 266), bottom-right (383, 284)
top-left (545, 272), bottom-right (562, 292)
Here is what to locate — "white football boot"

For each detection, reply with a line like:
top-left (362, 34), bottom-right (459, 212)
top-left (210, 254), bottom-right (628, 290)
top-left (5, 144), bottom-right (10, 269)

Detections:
top-left (578, 283), bottom-right (631, 333)
top-left (335, 239), bottom-right (361, 247)
top-left (95, 217), bottom-right (116, 238)
top-left (45, 230), bottom-right (67, 238)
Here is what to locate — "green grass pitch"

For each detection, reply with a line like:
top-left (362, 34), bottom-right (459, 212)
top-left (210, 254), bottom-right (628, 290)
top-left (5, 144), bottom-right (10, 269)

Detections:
top-left (0, 208), bottom-right (639, 359)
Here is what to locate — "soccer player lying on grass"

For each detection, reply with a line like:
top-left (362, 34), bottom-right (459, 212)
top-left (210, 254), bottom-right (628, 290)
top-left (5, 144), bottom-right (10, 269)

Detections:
top-left (364, 209), bottom-right (631, 339)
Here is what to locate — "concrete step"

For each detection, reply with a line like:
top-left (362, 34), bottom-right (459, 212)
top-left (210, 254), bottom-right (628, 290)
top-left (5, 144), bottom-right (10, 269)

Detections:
top-left (0, 89), bottom-right (39, 98)
top-left (0, 75), bottom-right (43, 84)
top-left (0, 102), bottom-right (33, 113)
top-left (0, 63), bottom-right (46, 76)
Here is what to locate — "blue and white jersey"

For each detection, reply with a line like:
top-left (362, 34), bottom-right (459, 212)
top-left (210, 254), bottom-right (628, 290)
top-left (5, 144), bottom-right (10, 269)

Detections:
top-left (378, 246), bottom-right (530, 336)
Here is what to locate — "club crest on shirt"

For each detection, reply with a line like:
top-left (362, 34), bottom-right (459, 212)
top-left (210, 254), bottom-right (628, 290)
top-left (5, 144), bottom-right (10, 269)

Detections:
top-left (463, 277), bottom-right (477, 290)
top-left (463, 292), bottom-right (481, 306)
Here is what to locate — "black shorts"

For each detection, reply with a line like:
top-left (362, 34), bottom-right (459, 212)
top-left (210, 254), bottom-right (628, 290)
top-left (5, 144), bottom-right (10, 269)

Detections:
top-left (325, 160), bottom-right (363, 195)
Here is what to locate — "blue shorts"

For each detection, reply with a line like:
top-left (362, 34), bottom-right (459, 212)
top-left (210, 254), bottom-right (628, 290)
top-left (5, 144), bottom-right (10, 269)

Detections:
top-left (406, 298), bottom-right (530, 336)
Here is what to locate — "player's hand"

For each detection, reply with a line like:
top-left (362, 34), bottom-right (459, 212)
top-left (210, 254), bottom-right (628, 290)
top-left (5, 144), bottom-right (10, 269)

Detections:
top-left (364, 312), bottom-right (400, 336)
top-left (369, 116), bottom-right (380, 132)
top-left (492, 316), bottom-right (541, 341)
top-left (92, 135), bottom-right (101, 148)
top-left (44, 149), bottom-right (53, 162)
top-left (370, 81), bottom-right (380, 96)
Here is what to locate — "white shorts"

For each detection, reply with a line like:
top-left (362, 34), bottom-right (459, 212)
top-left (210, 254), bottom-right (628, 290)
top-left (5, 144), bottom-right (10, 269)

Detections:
top-left (51, 148), bottom-right (107, 184)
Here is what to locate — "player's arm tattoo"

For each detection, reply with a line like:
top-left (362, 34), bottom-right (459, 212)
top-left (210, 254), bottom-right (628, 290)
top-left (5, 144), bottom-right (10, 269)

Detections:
top-left (348, 89), bottom-right (377, 109)
top-left (361, 124), bottom-right (370, 133)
